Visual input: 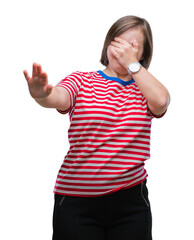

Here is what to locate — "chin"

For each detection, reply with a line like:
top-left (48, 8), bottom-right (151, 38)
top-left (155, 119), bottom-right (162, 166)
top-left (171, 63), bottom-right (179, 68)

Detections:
top-left (114, 65), bottom-right (128, 75)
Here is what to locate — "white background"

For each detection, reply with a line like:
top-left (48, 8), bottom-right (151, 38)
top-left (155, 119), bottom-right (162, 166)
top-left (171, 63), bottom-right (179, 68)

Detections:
top-left (0, 0), bottom-right (193, 239)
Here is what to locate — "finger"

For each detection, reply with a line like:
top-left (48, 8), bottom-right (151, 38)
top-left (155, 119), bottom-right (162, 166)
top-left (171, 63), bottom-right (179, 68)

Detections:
top-left (114, 37), bottom-right (128, 45)
top-left (40, 72), bottom-right (47, 79)
top-left (110, 46), bottom-right (120, 59)
top-left (23, 70), bottom-right (31, 81)
top-left (37, 64), bottom-right (42, 78)
top-left (112, 38), bottom-right (132, 51)
top-left (32, 62), bottom-right (37, 78)
top-left (40, 72), bottom-right (48, 83)
top-left (110, 41), bottom-right (122, 48)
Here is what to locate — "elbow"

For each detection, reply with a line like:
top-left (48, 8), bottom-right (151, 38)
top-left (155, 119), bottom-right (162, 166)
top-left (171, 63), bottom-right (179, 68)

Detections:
top-left (155, 86), bottom-right (171, 109)
top-left (162, 89), bottom-right (171, 107)
top-left (149, 92), bottom-right (170, 116)
top-left (159, 92), bottom-right (170, 109)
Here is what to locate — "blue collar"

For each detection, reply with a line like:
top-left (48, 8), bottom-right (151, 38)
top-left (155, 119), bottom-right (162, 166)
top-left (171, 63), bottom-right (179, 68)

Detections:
top-left (97, 70), bottom-right (135, 86)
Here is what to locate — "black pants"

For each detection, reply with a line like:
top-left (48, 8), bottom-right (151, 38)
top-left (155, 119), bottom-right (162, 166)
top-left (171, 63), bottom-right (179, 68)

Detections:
top-left (52, 179), bottom-right (152, 240)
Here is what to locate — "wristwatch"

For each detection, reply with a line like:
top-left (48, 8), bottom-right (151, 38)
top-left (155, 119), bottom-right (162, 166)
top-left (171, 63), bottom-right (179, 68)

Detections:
top-left (128, 62), bottom-right (142, 75)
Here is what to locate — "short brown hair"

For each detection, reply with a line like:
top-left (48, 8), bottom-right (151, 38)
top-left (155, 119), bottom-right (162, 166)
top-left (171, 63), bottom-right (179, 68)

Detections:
top-left (100, 15), bottom-right (153, 69)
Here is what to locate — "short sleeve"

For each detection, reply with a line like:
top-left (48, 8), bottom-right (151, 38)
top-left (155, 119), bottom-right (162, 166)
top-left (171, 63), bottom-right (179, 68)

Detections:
top-left (56, 71), bottom-right (83, 114)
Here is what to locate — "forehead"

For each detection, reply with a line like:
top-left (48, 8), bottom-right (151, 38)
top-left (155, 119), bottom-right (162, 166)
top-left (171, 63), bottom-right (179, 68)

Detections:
top-left (118, 28), bottom-right (144, 45)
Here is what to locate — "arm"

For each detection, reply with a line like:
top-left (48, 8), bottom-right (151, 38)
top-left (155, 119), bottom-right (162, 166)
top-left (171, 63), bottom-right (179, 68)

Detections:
top-left (110, 38), bottom-right (170, 116)
top-left (23, 63), bottom-right (70, 111)
top-left (34, 87), bottom-right (71, 111)
top-left (130, 66), bottom-right (170, 116)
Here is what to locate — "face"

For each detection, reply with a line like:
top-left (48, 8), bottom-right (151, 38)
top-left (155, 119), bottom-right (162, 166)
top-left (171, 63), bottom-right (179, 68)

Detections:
top-left (107, 27), bottom-right (144, 75)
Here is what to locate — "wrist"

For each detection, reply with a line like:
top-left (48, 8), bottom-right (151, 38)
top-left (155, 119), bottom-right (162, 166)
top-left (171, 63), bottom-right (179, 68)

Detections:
top-left (128, 62), bottom-right (142, 76)
top-left (125, 58), bottom-right (138, 70)
top-left (34, 94), bottom-right (52, 107)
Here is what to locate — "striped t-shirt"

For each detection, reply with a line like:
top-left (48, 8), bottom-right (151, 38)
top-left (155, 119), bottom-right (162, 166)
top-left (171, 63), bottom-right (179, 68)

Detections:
top-left (54, 70), bottom-right (156, 197)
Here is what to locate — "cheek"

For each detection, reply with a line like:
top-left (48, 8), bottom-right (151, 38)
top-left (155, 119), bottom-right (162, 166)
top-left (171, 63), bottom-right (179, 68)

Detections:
top-left (107, 45), bottom-right (112, 60)
top-left (138, 48), bottom-right (144, 61)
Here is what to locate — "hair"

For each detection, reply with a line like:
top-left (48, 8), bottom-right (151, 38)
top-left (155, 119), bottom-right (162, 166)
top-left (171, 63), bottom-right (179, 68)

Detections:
top-left (100, 15), bottom-right (153, 69)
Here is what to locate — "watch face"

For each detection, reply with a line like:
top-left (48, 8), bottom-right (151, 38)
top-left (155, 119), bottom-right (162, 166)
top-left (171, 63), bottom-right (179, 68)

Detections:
top-left (129, 63), bottom-right (140, 73)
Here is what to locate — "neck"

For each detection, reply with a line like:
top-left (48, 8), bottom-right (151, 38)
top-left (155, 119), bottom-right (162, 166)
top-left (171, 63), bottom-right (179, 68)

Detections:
top-left (103, 67), bottom-right (132, 82)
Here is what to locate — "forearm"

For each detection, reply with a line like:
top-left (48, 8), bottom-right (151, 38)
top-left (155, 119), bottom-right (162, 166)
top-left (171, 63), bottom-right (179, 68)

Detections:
top-left (110, 37), bottom-right (170, 115)
top-left (34, 86), bottom-right (69, 110)
top-left (132, 67), bottom-right (170, 115)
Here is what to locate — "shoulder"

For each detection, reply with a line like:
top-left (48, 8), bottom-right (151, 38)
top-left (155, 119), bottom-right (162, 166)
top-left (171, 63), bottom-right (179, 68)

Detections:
top-left (68, 71), bottom-right (99, 81)
top-left (66, 71), bottom-right (97, 77)
top-left (75, 71), bottom-right (98, 78)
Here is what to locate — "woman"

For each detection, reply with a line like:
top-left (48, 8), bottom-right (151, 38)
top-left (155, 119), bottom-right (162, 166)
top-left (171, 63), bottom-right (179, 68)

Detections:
top-left (24, 15), bottom-right (170, 240)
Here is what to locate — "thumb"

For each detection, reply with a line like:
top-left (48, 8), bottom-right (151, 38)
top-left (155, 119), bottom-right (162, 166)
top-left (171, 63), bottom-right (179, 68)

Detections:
top-left (23, 70), bottom-right (30, 81)
top-left (47, 84), bottom-right (53, 94)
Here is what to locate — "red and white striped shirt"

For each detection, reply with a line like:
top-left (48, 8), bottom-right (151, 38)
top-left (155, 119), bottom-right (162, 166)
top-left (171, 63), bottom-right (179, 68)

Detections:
top-left (54, 70), bottom-right (155, 197)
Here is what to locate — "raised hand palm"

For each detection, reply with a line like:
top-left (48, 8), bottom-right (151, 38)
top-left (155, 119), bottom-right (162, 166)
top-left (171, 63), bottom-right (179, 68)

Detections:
top-left (23, 63), bottom-right (52, 98)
